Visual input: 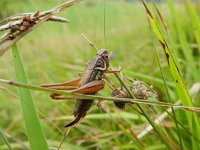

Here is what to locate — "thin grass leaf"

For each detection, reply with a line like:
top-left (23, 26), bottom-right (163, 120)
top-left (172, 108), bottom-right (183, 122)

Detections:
top-left (167, 0), bottom-right (199, 81)
top-left (0, 79), bottom-right (200, 112)
top-left (141, 1), bottom-right (200, 149)
top-left (149, 3), bottom-right (183, 149)
top-left (166, 0), bottom-right (181, 67)
top-left (53, 112), bottom-right (145, 121)
top-left (0, 129), bottom-right (12, 150)
top-left (166, 110), bottom-right (200, 143)
top-left (12, 44), bottom-right (48, 150)
top-left (118, 124), bottom-right (144, 149)
top-left (184, 0), bottom-right (200, 52)
top-left (0, 130), bottom-right (29, 149)
top-left (151, 38), bottom-right (183, 149)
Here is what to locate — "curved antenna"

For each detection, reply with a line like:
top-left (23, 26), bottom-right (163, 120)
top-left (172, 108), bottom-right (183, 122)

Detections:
top-left (81, 33), bottom-right (98, 53)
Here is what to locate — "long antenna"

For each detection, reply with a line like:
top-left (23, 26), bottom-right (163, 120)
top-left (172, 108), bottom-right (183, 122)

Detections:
top-left (103, 0), bottom-right (107, 48)
top-left (81, 33), bottom-right (98, 53)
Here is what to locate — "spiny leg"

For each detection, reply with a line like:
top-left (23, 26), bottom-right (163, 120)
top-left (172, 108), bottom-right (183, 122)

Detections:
top-left (41, 78), bottom-right (79, 100)
top-left (97, 100), bottom-right (107, 111)
top-left (49, 80), bottom-right (105, 100)
top-left (70, 80), bottom-right (105, 94)
top-left (50, 93), bottom-right (76, 100)
top-left (106, 69), bottom-right (121, 74)
top-left (103, 76), bottom-right (117, 90)
top-left (49, 79), bottom-right (108, 101)
top-left (47, 87), bottom-right (77, 90)
top-left (96, 76), bottom-right (117, 109)
top-left (104, 76), bottom-right (129, 110)
top-left (41, 77), bottom-right (81, 88)
top-left (47, 87), bottom-right (78, 100)
top-left (78, 72), bottom-right (84, 77)
top-left (104, 69), bottom-right (122, 90)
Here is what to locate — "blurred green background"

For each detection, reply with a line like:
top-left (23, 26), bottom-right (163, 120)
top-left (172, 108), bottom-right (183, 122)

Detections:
top-left (0, 0), bottom-right (199, 149)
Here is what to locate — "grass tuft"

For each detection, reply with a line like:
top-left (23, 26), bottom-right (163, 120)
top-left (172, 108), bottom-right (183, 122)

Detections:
top-left (142, 0), bottom-right (200, 149)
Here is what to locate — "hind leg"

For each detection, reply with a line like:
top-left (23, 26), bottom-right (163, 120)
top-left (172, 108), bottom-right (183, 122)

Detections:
top-left (41, 77), bottom-right (81, 88)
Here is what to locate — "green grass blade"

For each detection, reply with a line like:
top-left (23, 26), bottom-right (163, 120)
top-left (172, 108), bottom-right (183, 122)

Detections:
top-left (166, 110), bottom-right (200, 143)
top-left (151, 32), bottom-right (183, 150)
top-left (118, 124), bottom-right (144, 149)
top-left (185, 0), bottom-right (200, 52)
top-left (12, 44), bottom-right (48, 150)
top-left (167, 0), bottom-right (199, 81)
top-left (0, 129), bottom-right (12, 150)
top-left (0, 78), bottom-right (200, 112)
top-left (150, 3), bottom-right (183, 149)
top-left (141, 1), bottom-right (200, 149)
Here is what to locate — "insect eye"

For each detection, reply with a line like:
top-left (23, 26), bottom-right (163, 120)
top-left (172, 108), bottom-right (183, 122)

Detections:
top-left (104, 54), bottom-right (108, 58)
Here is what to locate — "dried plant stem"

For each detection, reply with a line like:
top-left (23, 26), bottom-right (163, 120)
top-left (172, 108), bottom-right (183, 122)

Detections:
top-left (57, 127), bottom-right (71, 150)
top-left (0, 0), bottom-right (82, 56)
top-left (0, 79), bottom-right (200, 112)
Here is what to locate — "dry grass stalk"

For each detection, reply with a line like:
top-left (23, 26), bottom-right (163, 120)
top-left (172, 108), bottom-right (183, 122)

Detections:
top-left (0, 0), bottom-right (82, 56)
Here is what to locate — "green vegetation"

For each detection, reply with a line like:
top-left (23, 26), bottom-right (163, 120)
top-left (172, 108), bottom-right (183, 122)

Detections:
top-left (0, 0), bottom-right (199, 149)
top-left (12, 44), bottom-right (48, 150)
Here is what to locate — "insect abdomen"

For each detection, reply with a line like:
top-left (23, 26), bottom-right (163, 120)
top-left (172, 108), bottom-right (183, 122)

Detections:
top-left (65, 99), bottom-right (94, 127)
top-left (74, 99), bottom-right (94, 117)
